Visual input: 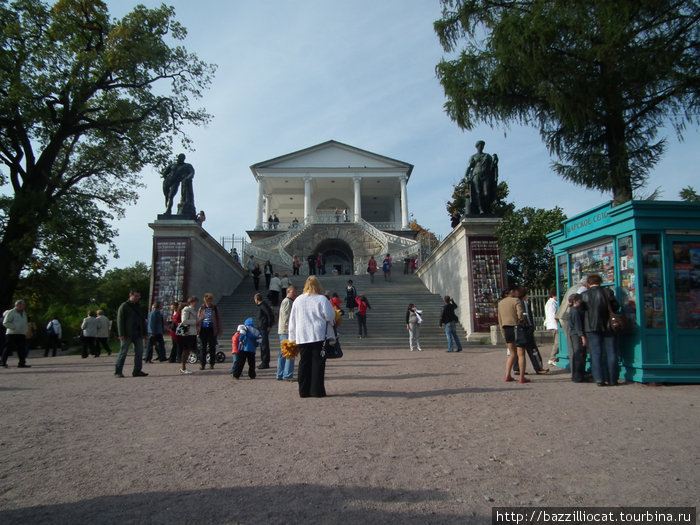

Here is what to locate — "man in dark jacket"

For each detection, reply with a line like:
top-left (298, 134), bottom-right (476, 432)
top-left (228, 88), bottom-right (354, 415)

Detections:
top-left (438, 295), bottom-right (462, 352)
top-left (115, 290), bottom-right (148, 378)
top-left (254, 293), bottom-right (275, 369)
top-left (581, 274), bottom-right (620, 386)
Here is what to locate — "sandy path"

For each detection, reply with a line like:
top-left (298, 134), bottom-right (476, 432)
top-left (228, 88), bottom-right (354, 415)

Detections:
top-left (0, 346), bottom-right (698, 524)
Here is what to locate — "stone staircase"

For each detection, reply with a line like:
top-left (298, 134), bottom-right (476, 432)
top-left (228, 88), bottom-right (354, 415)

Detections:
top-left (214, 272), bottom-right (469, 353)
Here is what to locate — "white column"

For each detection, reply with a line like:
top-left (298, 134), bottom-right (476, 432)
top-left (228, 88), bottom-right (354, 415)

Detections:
top-left (400, 175), bottom-right (409, 229)
top-left (304, 176), bottom-right (312, 223)
top-left (256, 178), bottom-right (264, 230)
top-left (353, 176), bottom-right (362, 222)
top-left (264, 194), bottom-right (271, 229)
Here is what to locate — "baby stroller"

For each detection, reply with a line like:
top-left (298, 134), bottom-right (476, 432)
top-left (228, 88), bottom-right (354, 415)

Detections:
top-left (187, 339), bottom-right (226, 365)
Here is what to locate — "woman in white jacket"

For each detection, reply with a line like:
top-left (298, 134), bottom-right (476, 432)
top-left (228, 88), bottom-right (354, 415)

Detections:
top-left (288, 276), bottom-right (335, 398)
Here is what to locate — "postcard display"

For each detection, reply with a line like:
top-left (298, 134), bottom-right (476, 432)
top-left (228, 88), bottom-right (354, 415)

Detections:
top-left (673, 240), bottom-right (700, 330)
top-left (469, 238), bottom-right (504, 333)
top-left (152, 238), bottom-right (189, 310)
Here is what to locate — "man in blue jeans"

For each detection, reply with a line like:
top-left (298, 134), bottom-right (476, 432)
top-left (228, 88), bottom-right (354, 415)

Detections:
top-left (439, 296), bottom-right (463, 352)
top-left (115, 290), bottom-right (148, 378)
top-left (581, 274), bottom-right (620, 386)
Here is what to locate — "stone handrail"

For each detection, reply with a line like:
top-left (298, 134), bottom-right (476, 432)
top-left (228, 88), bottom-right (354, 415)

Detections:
top-left (355, 218), bottom-right (389, 254)
top-left (244, 243), bottom-right (287, 268)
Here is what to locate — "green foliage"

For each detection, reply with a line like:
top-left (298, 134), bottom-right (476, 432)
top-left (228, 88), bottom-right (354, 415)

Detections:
top-left (447, 180), bottom-right (514, 217)
top-left (680, 186), bottom-right (700, 202)
top-left (0, 0), bottom-right (215, 309)
top-left (15, 261), bottom-right (150, 346)
top-left (495, 206), bottom-right (567, 289)
top-left (435, 0), bottom-right (700, 205)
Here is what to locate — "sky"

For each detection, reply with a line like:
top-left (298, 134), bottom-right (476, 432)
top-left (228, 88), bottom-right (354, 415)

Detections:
top-left (102, 0), bottom-right (699, 269)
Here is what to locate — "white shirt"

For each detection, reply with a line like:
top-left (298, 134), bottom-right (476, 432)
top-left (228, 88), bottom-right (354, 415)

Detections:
top-left (544, 297), bottom-right (558, 330)
top-left (288, 293), bottom-right (335, 344)
top-left (269, 276), bottom-right (282, 293)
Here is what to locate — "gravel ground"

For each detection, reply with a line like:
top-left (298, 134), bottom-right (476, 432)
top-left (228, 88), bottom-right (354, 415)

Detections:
top-left (0, 345), bottom-right (698, 524)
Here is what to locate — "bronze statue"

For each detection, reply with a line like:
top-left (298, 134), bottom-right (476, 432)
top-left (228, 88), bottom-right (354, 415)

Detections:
top-left (162, 153), bottom-right (196, 218)
top-left (464, 140), bottom-right (498, 215)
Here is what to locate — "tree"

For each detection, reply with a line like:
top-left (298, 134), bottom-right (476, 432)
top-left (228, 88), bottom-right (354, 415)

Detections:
top-left (435, 0), bottom-right (700, 205)
top-left (680, 186), bottom-right (700, 201)
top-left (0, 0), bottom-right (215, 310)
top-left (495, 206), bottom-right (567, 289)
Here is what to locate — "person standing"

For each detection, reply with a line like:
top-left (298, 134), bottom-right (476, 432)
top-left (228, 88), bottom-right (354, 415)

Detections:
top-left (382, 254), bottom-right (392, 281)
top-left (288, 276), bottom-right (336, 398)
top-left (498, 288), bottom-right (528, 383)
top-left (251, 263), bottom-right (262, 291)
top-left (292, 255), bottom-right (301, 276)
top-left (81, 310), bottom-right (99, 358)
top-left (146, 303), bottom-right (167, 362)
top-left (544, 288), bottom-right (559, 366)
top-left (581, 274), bottom-right (620, 386)
top-left (179, 297), bottom-right (198, 375)
top-left (367, 255), bottom-right (377, 283)
top-left (246, 255), bottom-right (255, 273)
top-left (264, 260), bottom-right (273, 289)
top-left (95, 310), bottom-right (111, 356)
top-left (1, 300), bottom-right (30, 368)
top-left (197, 293), bottom-right (222, 370)
top-left (307, 253), bottom-right (316, 275)
top-left (277, 285), bottom-right (298, 381)
top-left (45, 316), bottom-right (62, 357)
top-left (345, 280), bottom-right (357, 319)
top-left (115, 290), bottom-right (148, 378)
top-left (254, 293), bottom-right (274, 369)
top-left (567, 293), bottom-right (587, 382)
top-left (356, 295), bottom-right (370, 339)
top-left (167, 302), bottom-right (182, 363)
top-left (439, 296), bottom-right (463, 353)
top-left (406, 304), bottom-right (423, 351)
top-left (280, 274), bottom-right (291, 299)
top-left (268, 273), bottom-right (282, 307)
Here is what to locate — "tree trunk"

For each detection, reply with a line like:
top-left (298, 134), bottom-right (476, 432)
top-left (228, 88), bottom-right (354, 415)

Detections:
top-left (0, 189), bottom-right (47, 311)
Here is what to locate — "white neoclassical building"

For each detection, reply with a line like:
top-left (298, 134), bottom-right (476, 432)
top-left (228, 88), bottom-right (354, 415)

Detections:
top-left (246, 140), bottom-right (420, 274)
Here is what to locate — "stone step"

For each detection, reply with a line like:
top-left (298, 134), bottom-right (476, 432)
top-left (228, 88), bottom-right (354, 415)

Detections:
top-left (213, 273), bottom-right (469, 351)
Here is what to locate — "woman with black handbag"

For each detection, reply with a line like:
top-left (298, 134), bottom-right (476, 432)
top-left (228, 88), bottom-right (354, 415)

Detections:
top-left (288, 276), bottom-right (336, 398)
top-left (497, 287), bottom-right (529, 383)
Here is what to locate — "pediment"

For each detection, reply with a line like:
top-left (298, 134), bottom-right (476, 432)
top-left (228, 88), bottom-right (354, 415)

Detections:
top-left (251, 140), bottom-right (412, 172)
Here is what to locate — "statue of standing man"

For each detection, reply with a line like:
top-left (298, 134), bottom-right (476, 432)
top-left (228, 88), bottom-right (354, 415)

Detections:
top-left (464, 140), bottom-right (498, 215)
top-left (162, 153), bottom-right (196, 218)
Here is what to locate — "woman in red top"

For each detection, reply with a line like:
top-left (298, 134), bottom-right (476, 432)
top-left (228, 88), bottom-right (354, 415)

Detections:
top-left (367, 256), bottom-right (377, 283)
top-left (168, 302), bottom-right (182, 363)
top-left (355, 295), bottom-right (371, 339)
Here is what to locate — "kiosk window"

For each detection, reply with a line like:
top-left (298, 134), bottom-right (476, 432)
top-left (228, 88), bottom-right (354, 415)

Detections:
top-left (642, 234), bottom-right (665, 329)
top-left (618, 236), bottom-right (636, 322)
top-left (557, 254), bottom-right (568, 300)
top-left (570, 241), bottom-right (614, 284)
top-left (672, 240), bottom-right (700, 330)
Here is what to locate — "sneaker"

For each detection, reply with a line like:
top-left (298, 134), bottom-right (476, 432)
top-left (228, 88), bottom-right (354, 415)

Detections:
top-left (410, 349), bottom-right (414, 352)
top-left (417, 348), bottom-right (422, 352)
top-left (231, 374), bottom-right (239, 380)
top-left (17, 363), bottom-right (31, 368)
top-left (547, 359), bottom-right (557, 366)
top-left (115, 372), bottom-right (125, 378)
top-left (132, 371), bottom-right (148, 377)
top-left (180, 369), bottom-right (193, 375)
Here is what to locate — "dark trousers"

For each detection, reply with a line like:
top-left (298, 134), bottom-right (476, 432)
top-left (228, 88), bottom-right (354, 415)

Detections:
top-left (259, 330), bottom-right (270, 366)
top-left (45, 334), bottom-right (61, 357)
top-left (232, 351), bottom-right (256, 378)
top-left (570, 335), bottom-right (587, 382)
top-left (168, 337), bottom-right (180, 362)
top-left (293, 266), bottom-right (299, 275)
top-left (513, 344), bottom-right (544, 372)
top-left (82, 336), bottom-right (97, 358)
top-left (1, 334), bottom-right (27, 366)
top-left (265, 273), bottom-right (271, 288)
top-left (298, 341), bottom-right (326, 398)
top-left (146, 334), bottom-right (166, 361)
top-left (357, 314), bottom-right (367, 337)
top-left (308, 263), bottom-right (315, 275)
top-left (96, 337), bottom-right (111, 356)
top-left (270, 290), bottom-right (280, 307)
top-left (253, 276), bottom-right (260, 290)
top-left (199, 326), bottom-right (217, 368)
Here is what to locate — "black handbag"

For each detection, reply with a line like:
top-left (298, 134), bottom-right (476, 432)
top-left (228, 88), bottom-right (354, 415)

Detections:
top-left (321, 338), bottom-right (343, 359)
top-left (514, 325), bottom-right (530, 348)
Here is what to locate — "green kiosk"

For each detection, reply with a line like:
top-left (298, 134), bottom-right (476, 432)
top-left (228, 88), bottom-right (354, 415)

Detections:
top-left (548, 200), bottom-right (700, 383)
